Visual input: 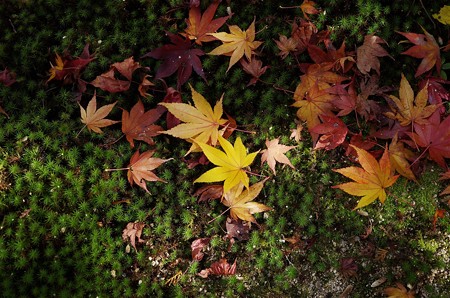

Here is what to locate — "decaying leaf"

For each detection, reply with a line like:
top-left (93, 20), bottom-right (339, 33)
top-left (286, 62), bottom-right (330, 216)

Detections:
top-left (79, 92), bottom-right (119, 133)
top-left (127, 149), bottom-right (171, 193)
top-left (194, 184), bottom-right (223, 202)
top-left (356, 35), bottom-right (391, 75)
top-left (122, 222), bottom-right (145, 252)
top-left (208, 19), bottom-right (263, 72)
top-left (121, 100), bottom-right (165, 147)
top-left (194, 135), bottom-right (259, 193)
top-left (159, 85), bottom-right (229, 154)
top-left (221, 180), bottom-right (272, 224)
top-left (91, 57), bottom-right (141, 93)
top-left (198, 258), bottom-right (237, 278)
top-left (138, 75), bottom-right (155, 98)
top-left (385, 74), bottom-right (436, 126)
top-left (182, 0), bottom-right (230, 45)
top-left (299, 0), bottom-right (320, 20)
top-left (439, 170), bottom-right (450, 195)
top-left (339, 257), bottom-right (358, 278)
top-left (225, 217), bottom-right (250, 241)
top-left (191, 237), bottom-right (211, 261)
top-left (333, 145), bottom-right (399, 210)
top-left (383, 282), bottom-right (415, 298)
top-left (260, 138), bottom-right (296, 175)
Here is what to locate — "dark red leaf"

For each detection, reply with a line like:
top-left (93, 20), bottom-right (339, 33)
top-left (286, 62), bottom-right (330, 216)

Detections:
top-left (142, 32), bottom-right (206, 89)
top-left (162, 87), bottom-right (183, 129)
top-left (225, 217), bottom-right (250, 241)
top-left (419, 77), bottom-right (450, 114)
top-left (310, 114), bottom-right (348, 150)
top-left (0, 67), bottom-right (16, 86)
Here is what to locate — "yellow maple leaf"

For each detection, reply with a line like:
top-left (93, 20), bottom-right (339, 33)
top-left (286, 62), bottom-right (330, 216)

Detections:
top-left (385, 74), bottom-right (436, 126)
top-left (433, 5), bottom-right (450, 25)
top-left (333, 145), bottom-right (399, 210)
top-left (47, 52), bottom-right (64, 82)
top-left (222, 180), bottom-right (272, 224)
top-left (208, 19), bottom-right (263, 72)
top-left (79, 92), bottom-right (119, 134)
top-left (384, 283), bottom-right (415, 298)
top-left (159, 85), bottom-right (228, 154)
top-left (194, 135), bottom-right (258, 193)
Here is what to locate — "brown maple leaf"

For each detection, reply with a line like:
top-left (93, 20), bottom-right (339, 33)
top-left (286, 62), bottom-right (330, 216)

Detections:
top-left (79, 92), bottom-right (119, 134)
top-left (121, 100), bottom-right (165, 147)
top-left (275, 35), bottom-right (299, 59)
top-left (339, 257), bottom-right (358, 278)
top-left (398, 27), bottom-right (441, 77)
top-left (385, 74), bottom-right (437, 127)
top-left (126, 149), bottom-right (171, 193)
top-left (439, 170), bottom-right (450, 195)
top-left (300, 0), bottom-right (320, 19)
top-left (191, 237), bottom-right (211, 261)
top-left (198, 258), bottom-right (237, 278)
top-left (138, 75), bottom-right (155, 98)
top-left (122, 222), bottom-right (145, 252)
top-left (240, 57), bottom-right (269, 86)
top-left (91, 57), bottom-right (141, 93)
top-left (356, 35), bottom-right (391, 75)
top-left (182, 0), bottom-right (230, 45)
top-left (260, 138), bottom-right (296, 175)
top-left (193, 184), bottom-right (223, 202)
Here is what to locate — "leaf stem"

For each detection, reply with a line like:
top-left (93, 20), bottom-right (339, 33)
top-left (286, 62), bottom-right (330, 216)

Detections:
top-left (207, 207), bottom-right (231, 224)
top-left (104, 167), bottom-right (130, 172)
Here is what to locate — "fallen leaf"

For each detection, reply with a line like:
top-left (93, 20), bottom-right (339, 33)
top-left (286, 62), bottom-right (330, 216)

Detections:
top-left (91, 57), bottom-right (141, 93)
top-left (225, 217), bottom-right (250, 241)
top-left (389, 134), bottom-right (416, 181)
top-left (371, 277), bottom-right (387, 287)
top-left (79, 92), bottom-right (119, 133)
top-left (208, 19), bottom-right (263, 72)
top-left (309, 114), bottom-right (348, 150)
top-left (0, 67), bottom-right (17, 86)
top-left (191, 237), bottom-right (211, 261)
top-left (398, 28), bottom-right (441, 77)
top-left (333, 145), bottom-right (399, 210)
top-left (159, 85), bottom-right (229, 154)
top-left (198, 258), bottom-right (237, 278)
top-left (418, 77), bottom-right (450, 114)
top-left (142, 32), bottom-right (206, 89)
top-left (194, 135), bottom-right (259, 193)
top-left (300, 0), bottom-right (320, 19)
top-left (290, 120), bottom-right (303, 142)
top-left (356, 35), bottom-right (391, 75)
top-left (121, 100), bottom-right (165, 147)
top-left (383, 282), bottom-right (415, 298)
top-left (122, 222), bottom-right (145, 252)
top-left (48, 44), bottom-right (94, 84)
top-left (138, 75), bottom-right (155, 98)
top-left (161, 87), bottom-right (182, 129)
top-left (182, 0), bottom-right (230, 45)
top-left (439, 170), bottom-right (450, 195)
top-left (260, 138), bottom-right (296, 175)
top-left (221, 180), bottom-right (272, 224)
top-left (194, 184), bottom-right (223, 202)
top-left (433, 5), bottom-right (450, 25)
top-left (127, 149), bottom-right (171, 193)
top-left (432, 209), bottom-right (446, 231)
top-left (339, 257), bottom-right (358, 278)
top-left (240, 57), bottom-right (269, 86)
top-left (275, 35), bottom-right (299, 59)
top-left (385, 74), bottom-right (436, 126)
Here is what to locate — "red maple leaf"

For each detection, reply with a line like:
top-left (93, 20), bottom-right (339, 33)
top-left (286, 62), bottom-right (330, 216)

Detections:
top-left (310, 114), bottom-right (348, 150)
top-left (398, 28), bottom-right (441, 77)
top-left (406, 112), bottom-right (450, 169)
top-left (142, 32), bottom-right (206, 89)
top-left (121, 100), bottom-right (165, 147)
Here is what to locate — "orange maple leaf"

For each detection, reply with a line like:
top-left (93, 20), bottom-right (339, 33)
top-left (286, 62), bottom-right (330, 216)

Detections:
top-left (389, 134), bottom-right (416, 181)
top-left (260, 138), bottom-right (296, 175)
top-left (79, 92), bottom-right (119, 134)
top-left (333, 145), bottom-right (399, 210)
top-left (182, 0), bottom-right (230, 45)
top-left (208, 19), bottom-right (263, 72)
top-left (383, 282), bottom-right (415, 298)
top-left (398, 27), bottom-right (441, 77)
top-left (300, 0), bottom-right (320, 19)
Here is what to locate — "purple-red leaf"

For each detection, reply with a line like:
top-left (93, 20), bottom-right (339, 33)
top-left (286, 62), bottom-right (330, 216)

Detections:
top-left (142, 33), bottom-right (206, 89)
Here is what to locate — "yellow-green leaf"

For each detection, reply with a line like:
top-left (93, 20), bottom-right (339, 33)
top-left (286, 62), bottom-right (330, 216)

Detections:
top-left (433, 5), bottom-right (450, 25)
top-left (194, 135), bottom-right (258, 193)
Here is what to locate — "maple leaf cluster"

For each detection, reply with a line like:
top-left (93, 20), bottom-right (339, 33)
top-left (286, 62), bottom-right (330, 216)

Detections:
top-left (273, 12), bottom-right (450, 209)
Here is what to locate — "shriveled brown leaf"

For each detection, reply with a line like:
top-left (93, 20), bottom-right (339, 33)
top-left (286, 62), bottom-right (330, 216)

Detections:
top-left (225, 217), bottom-right (250, 241)
top-left (191, 237), bottom-right (211, 261)
top-left (198, 258), bottom-right (237, 278)
top-left (122, 222), bottom-right (145, 252)
top-left (194, 184), bottom-right (223, 202)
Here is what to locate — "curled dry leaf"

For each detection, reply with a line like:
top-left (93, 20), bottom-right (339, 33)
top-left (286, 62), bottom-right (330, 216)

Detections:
top-left (122, 222), bottom-right (145, 252)
top-left (191, 237), bottom-right (211, 261)
top-left (193, 184), bottom-right (223, 202)
top-left (198, 258), bottom-right (237, 278)
top-left (91, 57), bottom-right (140, 93)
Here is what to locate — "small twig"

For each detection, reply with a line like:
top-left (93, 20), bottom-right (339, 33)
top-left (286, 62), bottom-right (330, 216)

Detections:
top-left (418, 0), bottom-right (436, 29)
top-left (9, 19), bottom-right (16, 33)
top-left (207, 207), bottom-right (231, 224)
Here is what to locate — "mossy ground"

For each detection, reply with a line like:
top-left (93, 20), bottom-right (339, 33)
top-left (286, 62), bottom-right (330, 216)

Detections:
top-left (1, 0), bottom-right (449, 297)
